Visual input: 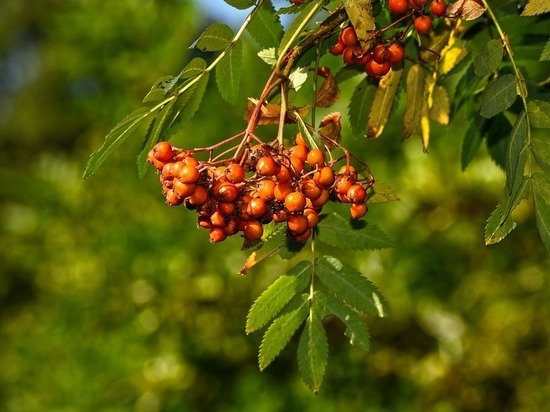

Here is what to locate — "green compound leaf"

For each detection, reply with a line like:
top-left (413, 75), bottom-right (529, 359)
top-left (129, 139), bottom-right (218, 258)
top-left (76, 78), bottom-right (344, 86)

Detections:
top-left (505, 112), bottom-right (528, 195)
top-left (527, 99), bottom-right (550, 128)
top-left (83, 107), bottom-right (152, 179)
top-left (259, 296), bottom-right (309, 371)
top-left (532, 173), bottom-right (550, 249)
top-left (315, 256), bottom-right (388, 318)
top-left (142, 75), bottom-right (177, 103)
top-left (223, 0), bottom-right (255, 9)
top-left (195, 23), bottom-right (233, 52)
top-left (137, 100), bottom-right (176, 178)
top-left (216, 39), bottom-right (243, 104)
top-left (474, 39), bottom-right (504, 76)
top-left (479, 74), bottom-right (517, 118)
top-left (246, 0), bottom-right (284, 49)
top-left (180, 57), bottom-right (208, 79)
top-left (317, 212), bottom-right (393, 251)
top-left (164, 74), bottom-right (210, 137)
top-left (367, 181), bottom-right (400, 204)
top-left (246, 261), bottom-right (311, 334)
top-left (294, 109), bottom-right (323, 151)
top-left (532, 135), bottom-right (550, 172)
top-left (297, 313), bottom-right (328, 394)
top-left (348, 77), bottom-right (376, 137)
top-left (314, 291), bottom-right (371, 352)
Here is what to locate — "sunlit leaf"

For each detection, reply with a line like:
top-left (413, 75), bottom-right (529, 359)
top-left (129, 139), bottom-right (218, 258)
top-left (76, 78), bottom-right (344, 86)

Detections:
top-left (421, 74), bottom-right (434, 151)
top-left (439, 47), bottom-right (469, 75)
top-left (429, 85), bottom-right (450, 125)
top-left (403, 64), bottom-right (424, 140)
top-left (343, 0), bottom-right (376, 50)
top-left (314, 291), bottom-right (371, 352)
top-left (289, 67), bottom-right (309, 92)
top-left (246, 261), bottom-right (311, 333)
top-left (83, 107), bottom-right (152, 179)
top-left (474, 39), bottom-right (504, 76)
top-left (527, 99), bottom-right (550, 128)
top-left (297, 313), bottom-right (328, 394)
top-left (521, 0), bottom-right (550, 16)
top-left (367, 66), bottom-right (403, 138)
top-left (541, 39), bottom-right (550, 61)
top-left (223, 0), bottom-right (254, 9)
top-left (196, 23), bottom-right (233, 52)
top-left (420, 20), bottom-right (452, 63)
top-left (216, 39), bottom-right (243, 104)
top-left (318, 112), bottom-right (342, 148)
top-left (259, 296), bottom-right (309, 370)
top-left (257, 47), bottom-right (278, 65)
top-left (479, 74), bottom-right (517, 118)
top-left (315, 256), bottom-right (388, 317)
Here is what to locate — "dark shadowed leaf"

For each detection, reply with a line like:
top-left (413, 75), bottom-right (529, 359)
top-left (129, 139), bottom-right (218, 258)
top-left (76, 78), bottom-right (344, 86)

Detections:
top-left (348, 78), bottom-right (376, 137)
top-left (479, 74), bottom-right (517, 118)
top-left (474, 39), bottom-right (504, 76)
top-left (527, 100), bottom-right (550, 128)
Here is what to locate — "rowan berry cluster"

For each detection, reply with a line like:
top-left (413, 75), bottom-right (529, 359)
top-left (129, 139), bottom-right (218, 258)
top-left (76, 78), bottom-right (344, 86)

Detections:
top-left (330, 0), bottom-right (448, 77)
top-left (147, 136), bottom-right (372, 244)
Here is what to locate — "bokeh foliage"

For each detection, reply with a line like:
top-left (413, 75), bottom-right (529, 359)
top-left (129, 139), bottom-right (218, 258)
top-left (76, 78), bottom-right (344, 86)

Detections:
top-left (1, 0), bottom-right (549, 411)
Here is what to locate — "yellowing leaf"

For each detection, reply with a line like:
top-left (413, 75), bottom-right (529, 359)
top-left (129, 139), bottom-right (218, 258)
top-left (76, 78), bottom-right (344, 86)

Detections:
top-left (429, 85), bottom-right (450, 125)
top-left (440, 47), bottom-right (469, 75)
top-left (367, 67), bottom-right (403, 138)
top-left (343, 0), bottom-right (376, 51)
top-left (403, 65), bottom-right (424, 141)
top-left (521, 0), bottom-right (550, 16)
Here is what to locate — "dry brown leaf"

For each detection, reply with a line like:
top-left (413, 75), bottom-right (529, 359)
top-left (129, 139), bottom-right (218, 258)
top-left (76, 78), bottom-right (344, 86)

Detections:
top-left (315, 67), bottom-right (340, 108)
top-left (318, 112), bottom-right (342, 147)
top-left (447, 0), bottom-right (486, 20)
top-left (244, 98), bottom-right (309, 125)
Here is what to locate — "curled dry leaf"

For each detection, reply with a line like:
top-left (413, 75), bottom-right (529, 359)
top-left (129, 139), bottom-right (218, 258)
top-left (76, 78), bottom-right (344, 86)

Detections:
top-left (318, 112), bottom-right (342, 148)
top-left (315, 67), bottom-right (340, 108)
top-left (245, 98), bottom-right (310, 125)
top-left (447, 0), bottom-right (486, 21)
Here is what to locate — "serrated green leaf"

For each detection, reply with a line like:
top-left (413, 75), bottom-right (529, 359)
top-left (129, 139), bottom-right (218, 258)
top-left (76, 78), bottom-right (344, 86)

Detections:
top-left (223, 0), bottom-right (254, 9)
top-left (348, 78), bottom-right (376, 137)
top-left (461, 116), bottom-right (484, 170)
top-left (246, 0), bottom-right (284, 49)
top-left (314, 291), bottom-right (371, 352)
top-left (165, 74), bottom-right (209, 137)
top-left (485, 201), bottom-right (517, 245)
top-left (500, 175), bottom-right (529, 227)
top-left (259, 296), bottom-right (309, 371)
top-left (532, 173), bottom-right (550, 249)
top-left (541, 39), bottom-right (550, 61)
top-left (532, 136), bottom-right (550, 172)
top-left (196, 23), bottom-right (233, 52)
top-left (179, 57), bottom-right (208, 79)
top-left (317, 212), bottom-right (393, 251)
top-left (316, 256), bottom-right (388, 317)
top-left (505, 112), bottom-right (528, 195)
top-left (479, 74), bottom-right (517, 118)
top-left (367, 181), bottom-right (400, 204)
top-left (216, 39), bottom-right (243, 104)
top-left (83, 107), bottom-right (152, 179)
top-left (294, 110), bottom-right (323, 151)
top-left (297, 313), bottom-right (328, 394)
top-left (246, 261), bottom-right (311, 333)
top-left (143, 75), bottom-right (176, 103)
top-left (521, 0), bottom-right (550, 16)
top-left (137, 100), bottom-right (176, 178)
top-left (474, 39), bottom-right (504, 76)
top-left (278, 0), bottom-right (324, 56)
top-left (257, 48), bottom-right (277, 65)
top-left (367, 66), bottom-right (403, 139)
top-left (402, 64), bottom-right (424, 140)
top-left (527, 99), bottom-right (550, 128)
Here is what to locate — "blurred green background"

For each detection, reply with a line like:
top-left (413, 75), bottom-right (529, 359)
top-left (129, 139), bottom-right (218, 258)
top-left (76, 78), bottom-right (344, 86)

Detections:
top-left (1, 1), bottom-right (548, 411)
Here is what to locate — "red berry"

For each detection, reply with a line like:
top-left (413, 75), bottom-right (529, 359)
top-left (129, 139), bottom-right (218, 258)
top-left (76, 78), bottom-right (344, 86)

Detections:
top-left (367, 59), bottom-right (391, 77)
top-left (389, 0), bottom-right (409, 14)
top-left (329, 40), bottom-right (346, 56)
top-left (389, 42), bottom-right (405, 63)
top-left (372, 44), bottom-right (392, 64)
top-left (409, 0), bottom-right (428, 9)
top-left (342, 46), bottom-right (357, 65)
top-left (414, 15), bottom-right (433, 35)
top-left (430, 0), bottom-right (447, 17)
top-left (340, 27), bottom-right (358, 47)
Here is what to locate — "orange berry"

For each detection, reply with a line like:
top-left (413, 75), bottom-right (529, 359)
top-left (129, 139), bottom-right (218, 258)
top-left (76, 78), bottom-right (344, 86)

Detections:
top-left (244, 220), bottom-right (264, 241)
top-left (152, 141), bottom-right (174, 162)
top-left (338, 165), bottom-right (358, 179)
top-left (257, 179), bottom-right (276, 201)
top-left (304, 208), bottom-right (319, 228)
top-left (217, 182), bottom-right (239, 203)
top-left (293, 227), bottom-right (312, 242)
top-left (178, 164), bottom-right (200, 184)
top-left (287, 215), bottom-right (309, 236)
top-left (389, 42), bottom-right (405, 63)
top-left (210, 211), bottom-right (226, 227)
top-left (247, 197), bottom-right (268, 218)
top-left (188, 186), bottom-right (208, 206)
top-left (289, 155), bottom-right (305, 175)
top-left (372, 44), bottom-right (392, 64)
top-left (350, 203), bottom-right (368, 219)
top-left (225, 163), bottom-right (245, 183)
top-left (347, 184), bottom-right (367, 204)
top-left (302, 179), bottom-right (322, 200)
top-left (165, 189), bottom-right (183, 206)
top-left (295, 132), bottom-right (308, 147)
top-left (289, 144), bottom-right (309, 161)
top-left (314, 166), bottom-right (336, 188)
top-left (173, 179), bottom-right (196, 198)
top-left (276, 165), bottom-right (292, 183)
top-left (209, 227), bottom-right (227, 243)
top-left (223, 218), bottom-right (238, 236)
top-left (367, 59), bottom-right (391, 77)
top-left (311, 189), bottom-right (330, 208)
top-left (183, 155), bottom-right (199, 168)
top-left (218, 201), bottom-right (236, 216)
top-left (256, 156), bottom-right (279, 176)
top-left (284, 191), bottom-right (307, 213)
top-left (306, 149), bottom-right (325, 168)
top-left (335, 175), bottom-right (354, 194)
top-left (274, 182), bottom-right (293, 202)
top-left (272, 209), bottom-right (289, 223)
top-left (430, 0), bottom-right (447, 16)
top-left (329, 40), bottom-right (346, 56)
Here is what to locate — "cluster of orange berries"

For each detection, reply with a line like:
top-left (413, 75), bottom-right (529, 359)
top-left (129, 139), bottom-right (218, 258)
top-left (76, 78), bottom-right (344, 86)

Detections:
top-left (329, 0), bottom-right (447, 77)
top-left (147, 136), bottom-right (371, 244)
